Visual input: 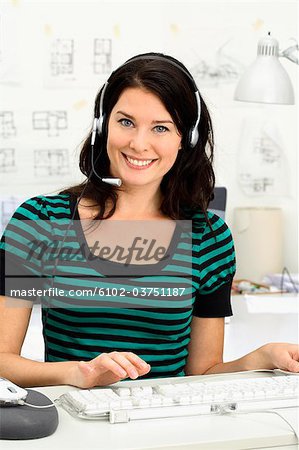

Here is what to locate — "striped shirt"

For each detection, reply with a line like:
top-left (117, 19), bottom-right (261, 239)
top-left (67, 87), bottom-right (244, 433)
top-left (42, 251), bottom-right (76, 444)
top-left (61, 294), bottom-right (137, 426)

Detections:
top-left (0, 194), bottom-right (236, 378)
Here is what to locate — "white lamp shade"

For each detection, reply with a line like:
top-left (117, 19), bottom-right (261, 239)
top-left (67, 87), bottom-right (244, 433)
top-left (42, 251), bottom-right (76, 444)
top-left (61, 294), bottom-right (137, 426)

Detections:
top-left (234, 35), bottom-right (295, 105)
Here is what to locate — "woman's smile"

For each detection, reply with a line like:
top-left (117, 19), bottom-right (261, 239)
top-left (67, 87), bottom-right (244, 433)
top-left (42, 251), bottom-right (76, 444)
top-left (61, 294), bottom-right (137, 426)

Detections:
top-left (121, 152), bottom-right (158, 170)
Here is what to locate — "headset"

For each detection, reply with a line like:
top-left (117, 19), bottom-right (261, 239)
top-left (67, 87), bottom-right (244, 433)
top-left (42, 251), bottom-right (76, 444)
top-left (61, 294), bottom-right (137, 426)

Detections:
top-left (90, 54), bottom-right (202, 187)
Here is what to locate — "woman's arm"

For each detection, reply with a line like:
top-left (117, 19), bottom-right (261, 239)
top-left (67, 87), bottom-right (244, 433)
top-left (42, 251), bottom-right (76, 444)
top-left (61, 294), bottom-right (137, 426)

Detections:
top-left (185, 317), bottom-right (225, 375)
top-left (0, 295), bottom-right (75, 386)
top-left (0, 296), bottom-right (150, 387)
top-left (204, 342), bottom-right (299, 374)
top-left (185, 316), bottom-right (299, 375)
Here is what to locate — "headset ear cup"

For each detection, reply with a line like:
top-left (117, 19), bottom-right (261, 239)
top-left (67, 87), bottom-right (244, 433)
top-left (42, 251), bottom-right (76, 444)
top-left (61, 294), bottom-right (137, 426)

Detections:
top-left (97, 114), bottom-right (105, 137)
top-left (190, 127), bottom-right (199, 148)
top-left (187, 129), bottom-right (192, 147)
top-left (189, 127), bottom-right (199, 148)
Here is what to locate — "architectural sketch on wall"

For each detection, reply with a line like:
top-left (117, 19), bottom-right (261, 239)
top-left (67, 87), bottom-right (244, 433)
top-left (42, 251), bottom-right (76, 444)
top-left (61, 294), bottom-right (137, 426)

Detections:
top-left (191, 40), bottom-right (244, 88)
top-left (51, 39), bottom-right (74, 76)
top-left (93, 38), bottom-right (112, 74)
top-left (0, 8), bottom-right (21, 84)
top-left (0, 196), bottom-right (25, 234)
top-left (238, 174), bottom-right (275, 194)
top-left (32, 111), bottom-right (67, 137)
top-left (237, 118), bottom-right (288, 196)
top-left (0, 112), bottom-right (16, 138)
top-left (0, 148), bottom-right (16, 173)
top-left (34, 149), bottom-right (69, 177)
top-left (0, 15), bottom-right (3, 65)
top-left (253, 136), bottom-right (282, 166)
top-left (45, 35), bottom-right (113, 88)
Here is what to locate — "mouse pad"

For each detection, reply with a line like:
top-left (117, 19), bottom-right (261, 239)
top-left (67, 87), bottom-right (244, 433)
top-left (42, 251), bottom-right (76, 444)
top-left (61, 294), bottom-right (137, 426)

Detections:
top-left (0, 389), bottom-right (59, 440)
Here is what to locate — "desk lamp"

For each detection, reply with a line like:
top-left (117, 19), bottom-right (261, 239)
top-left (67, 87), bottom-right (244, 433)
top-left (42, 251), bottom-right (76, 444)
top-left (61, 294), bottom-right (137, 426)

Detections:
top-left (234, 32), bottom-right (298, 105)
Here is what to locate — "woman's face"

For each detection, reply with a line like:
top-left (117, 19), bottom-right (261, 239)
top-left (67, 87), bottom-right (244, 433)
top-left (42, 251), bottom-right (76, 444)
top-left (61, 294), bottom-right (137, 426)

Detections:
top-left (106, 87), bottom-right (182, 189)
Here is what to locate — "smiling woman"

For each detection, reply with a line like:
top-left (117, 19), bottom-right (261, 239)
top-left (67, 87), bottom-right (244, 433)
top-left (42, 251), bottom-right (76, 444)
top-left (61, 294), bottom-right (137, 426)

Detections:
top-left (0, 52), bottom-right (298, 389)
top-left (64, 52), bottom-right (213, 222)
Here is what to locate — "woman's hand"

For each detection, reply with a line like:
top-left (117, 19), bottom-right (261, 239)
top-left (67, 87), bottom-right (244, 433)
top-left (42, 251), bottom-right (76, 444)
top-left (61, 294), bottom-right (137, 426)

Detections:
top-left (264, 343), bottom-right (299, 373)
top-left (67, 351), bottom-right (151, 388)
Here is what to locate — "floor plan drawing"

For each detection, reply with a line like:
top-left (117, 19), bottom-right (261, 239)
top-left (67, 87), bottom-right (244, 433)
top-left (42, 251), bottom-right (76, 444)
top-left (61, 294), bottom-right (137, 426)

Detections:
top-left (0, 196), bottom-right (24, 234)
top-left (32, 111), bottom-right (67, 137)
top-left (239, 174), bottom-right (275, 194)
top-left (50, 39), bottom-right (74, 76)
top-left (0, 112), bottom-right (16, 138)
top-left (253, 136), bottom-right (281, 166)
top-left (93, 38), bottom-right (112, 74)
top-left (0, 148), bottom-right (16, 173)
top-left (34, 149), bottom-right (69, 177)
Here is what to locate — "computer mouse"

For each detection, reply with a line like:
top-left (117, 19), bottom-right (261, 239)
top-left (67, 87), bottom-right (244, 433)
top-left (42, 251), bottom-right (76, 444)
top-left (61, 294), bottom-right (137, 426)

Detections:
top-left (0, 377), bottom-right (28, 405)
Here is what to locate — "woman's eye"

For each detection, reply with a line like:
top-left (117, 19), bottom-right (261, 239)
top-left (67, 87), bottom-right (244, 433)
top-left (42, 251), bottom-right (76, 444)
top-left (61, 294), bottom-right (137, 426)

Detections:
top-left (119, 118), bottom-right (133, 127)
top-left (154, 125), bottom-right (169, 133)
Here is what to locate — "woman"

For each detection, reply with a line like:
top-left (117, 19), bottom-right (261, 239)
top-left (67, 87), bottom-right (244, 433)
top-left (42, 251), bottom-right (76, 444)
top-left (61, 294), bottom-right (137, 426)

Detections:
top-left (0, 52), bottom-right (298, 388)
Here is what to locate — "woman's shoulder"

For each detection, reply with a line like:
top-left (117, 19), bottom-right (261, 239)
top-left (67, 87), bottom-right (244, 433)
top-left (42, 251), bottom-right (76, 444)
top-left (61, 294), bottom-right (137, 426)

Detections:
top-left (12, 193), bottom-right (72, 220)
top-left (186, 208), bottom-right (228, 229)
top-left (183, 209), bottom-right (233, 251)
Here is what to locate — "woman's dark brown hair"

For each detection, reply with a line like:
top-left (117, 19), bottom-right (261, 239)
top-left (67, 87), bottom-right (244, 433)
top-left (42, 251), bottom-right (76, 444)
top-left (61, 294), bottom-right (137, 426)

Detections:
top-left (61, 52), bottom-right (215, 220)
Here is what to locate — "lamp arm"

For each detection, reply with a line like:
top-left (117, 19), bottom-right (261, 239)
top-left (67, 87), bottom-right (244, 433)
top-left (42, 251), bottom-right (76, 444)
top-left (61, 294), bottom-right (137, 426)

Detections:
top-left (279, 44), bottom-right (299, 65)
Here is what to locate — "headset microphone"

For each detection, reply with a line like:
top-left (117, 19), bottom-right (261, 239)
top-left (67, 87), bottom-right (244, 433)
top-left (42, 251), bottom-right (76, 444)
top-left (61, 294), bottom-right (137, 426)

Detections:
top-left (101, 177), bottom-right (122, 186)
top-left (91, 118), bottom-right (122, 187)
top-left (91, 160), bottom-right (122, 186)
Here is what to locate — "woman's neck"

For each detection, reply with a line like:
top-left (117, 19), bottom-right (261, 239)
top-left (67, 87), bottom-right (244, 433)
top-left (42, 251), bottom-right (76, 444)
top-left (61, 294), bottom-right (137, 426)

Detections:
top-left (113, 187), bottom-right (164, 219)
top-left (79, 185), bottom-right (166, 220)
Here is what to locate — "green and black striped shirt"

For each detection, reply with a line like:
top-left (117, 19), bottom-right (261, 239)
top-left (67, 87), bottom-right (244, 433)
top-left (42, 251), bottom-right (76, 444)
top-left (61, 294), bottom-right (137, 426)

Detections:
top-left (0, 194), bottom-right (236, 378)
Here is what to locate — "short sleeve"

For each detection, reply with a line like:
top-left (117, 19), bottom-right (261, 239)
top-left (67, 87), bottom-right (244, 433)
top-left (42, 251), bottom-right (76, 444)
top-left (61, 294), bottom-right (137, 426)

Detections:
top-left (192, 213), bottom-right (236, 318)
top-left (0, 197), bottom-right (50, 302)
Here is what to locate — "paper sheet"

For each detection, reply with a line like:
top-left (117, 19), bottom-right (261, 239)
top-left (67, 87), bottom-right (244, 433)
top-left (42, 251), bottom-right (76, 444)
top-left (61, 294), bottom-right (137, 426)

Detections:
top-left (244, 294), bottom-right (299, 314)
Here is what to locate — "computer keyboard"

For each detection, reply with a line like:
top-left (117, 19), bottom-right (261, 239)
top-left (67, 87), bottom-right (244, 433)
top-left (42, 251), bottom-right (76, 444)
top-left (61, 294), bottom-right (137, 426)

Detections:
top-left (56, 374), bottom-right (299, 423)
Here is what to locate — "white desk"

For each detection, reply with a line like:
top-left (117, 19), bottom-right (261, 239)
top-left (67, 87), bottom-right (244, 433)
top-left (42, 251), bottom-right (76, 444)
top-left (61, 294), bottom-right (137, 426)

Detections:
top-left (224, 294), bottom-right (299, 361)
top-left (1, 372), bottom-right (298, 450)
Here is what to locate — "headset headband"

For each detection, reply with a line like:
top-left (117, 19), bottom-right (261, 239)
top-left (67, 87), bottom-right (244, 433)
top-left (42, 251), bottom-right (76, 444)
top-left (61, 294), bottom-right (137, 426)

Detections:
top-left (93, 54), bottom-right (201, 148)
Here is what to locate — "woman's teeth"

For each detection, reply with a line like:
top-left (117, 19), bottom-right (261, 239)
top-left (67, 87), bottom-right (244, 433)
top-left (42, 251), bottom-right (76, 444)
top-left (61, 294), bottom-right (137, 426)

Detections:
top-left (125, 155), bottom-right (154, 167)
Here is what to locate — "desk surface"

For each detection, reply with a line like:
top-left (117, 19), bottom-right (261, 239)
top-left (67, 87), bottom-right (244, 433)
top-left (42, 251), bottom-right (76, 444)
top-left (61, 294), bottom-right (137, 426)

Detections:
top-left (1, 371), bottom-right (298, 450)
top-left (224, 294), bottom-right (298, 361)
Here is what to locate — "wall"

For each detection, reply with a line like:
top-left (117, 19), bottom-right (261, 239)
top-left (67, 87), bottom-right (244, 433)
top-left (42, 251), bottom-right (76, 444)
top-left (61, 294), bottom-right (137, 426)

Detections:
top-left (0, 0), bottom-right (297, 275)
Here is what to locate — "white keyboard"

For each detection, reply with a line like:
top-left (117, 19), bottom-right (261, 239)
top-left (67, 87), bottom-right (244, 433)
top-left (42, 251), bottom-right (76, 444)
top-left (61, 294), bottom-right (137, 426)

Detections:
top-left (57, 374), bottom-right (299, 423)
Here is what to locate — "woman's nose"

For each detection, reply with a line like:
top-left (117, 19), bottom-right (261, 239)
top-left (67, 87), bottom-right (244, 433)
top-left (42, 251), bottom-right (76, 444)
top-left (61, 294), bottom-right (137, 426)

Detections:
top-left (129, 129), bottom-right (151, 153)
